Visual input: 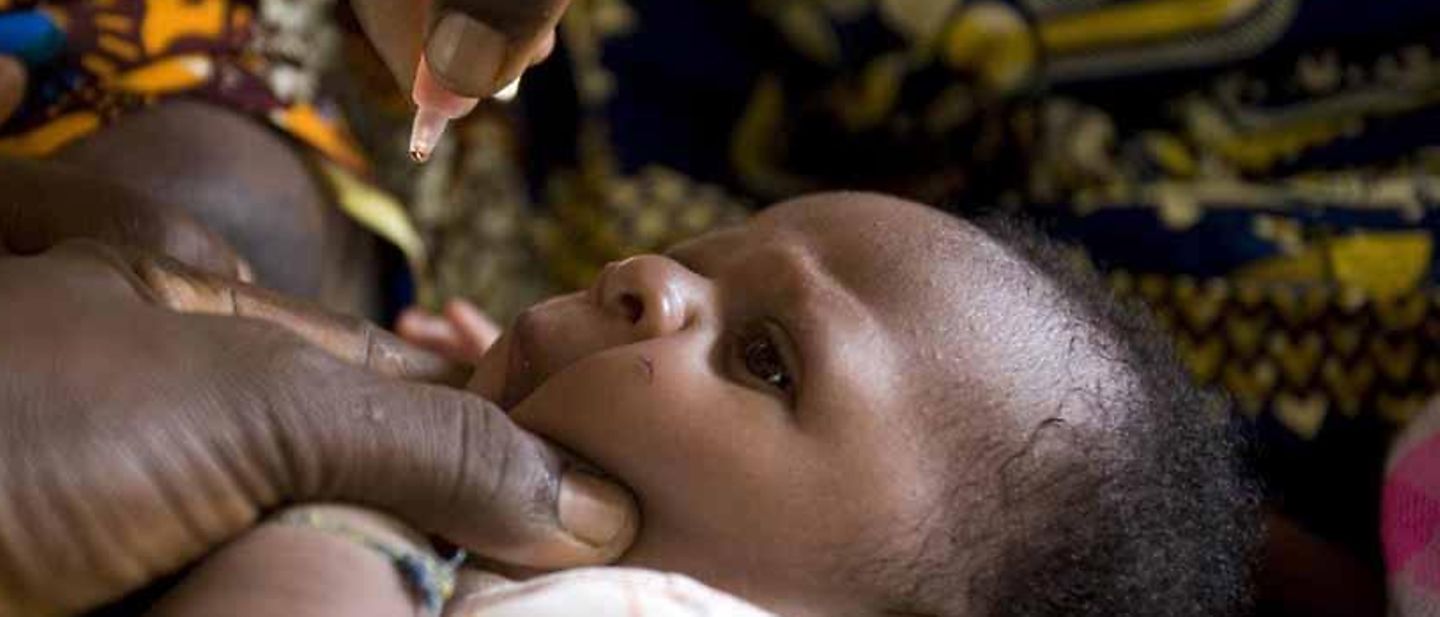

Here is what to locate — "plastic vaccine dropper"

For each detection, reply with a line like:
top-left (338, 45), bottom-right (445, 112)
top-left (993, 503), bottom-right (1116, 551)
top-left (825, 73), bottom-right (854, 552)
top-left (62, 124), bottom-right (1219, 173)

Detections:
top-left (408, 56), bottom-right (477, 163)
top-left (408, 56), bottom-right (521, 163)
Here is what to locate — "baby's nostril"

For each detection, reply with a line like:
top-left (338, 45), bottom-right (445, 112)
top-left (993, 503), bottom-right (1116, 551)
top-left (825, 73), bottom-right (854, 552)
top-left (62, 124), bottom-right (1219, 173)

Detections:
top-left (619, 293), bottom-right (645, 324)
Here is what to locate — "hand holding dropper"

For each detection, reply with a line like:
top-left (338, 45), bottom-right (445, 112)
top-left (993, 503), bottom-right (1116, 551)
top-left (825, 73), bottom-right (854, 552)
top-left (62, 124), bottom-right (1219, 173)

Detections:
top-left (350, 0), bottom-right (566, 162)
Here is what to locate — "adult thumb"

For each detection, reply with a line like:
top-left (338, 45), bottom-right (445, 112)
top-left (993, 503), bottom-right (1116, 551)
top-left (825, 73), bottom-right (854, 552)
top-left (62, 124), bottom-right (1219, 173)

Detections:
top-left (290, 370), bottom-right (638, 568)
top-left (421, 0), bottom-right (569, 97)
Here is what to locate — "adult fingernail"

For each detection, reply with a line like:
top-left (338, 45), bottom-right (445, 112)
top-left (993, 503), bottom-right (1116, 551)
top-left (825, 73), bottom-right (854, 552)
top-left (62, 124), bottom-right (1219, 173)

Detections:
top-left (425, 11), bottom-right (507, 96)
top-left (559, 470), bottom-right (632, 547)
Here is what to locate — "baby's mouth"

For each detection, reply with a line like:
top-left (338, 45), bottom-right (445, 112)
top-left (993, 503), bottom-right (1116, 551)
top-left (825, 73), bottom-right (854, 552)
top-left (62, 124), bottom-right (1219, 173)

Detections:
top-left (497, 325), bottom-right (543, 411)
top-left (469, 331), bottom-right (538, 413)
top-left (483, 304), bottom-right (560, 412)
top-left (476, 291), bottom-right (624, 412)
top-left (468, 331), bottom-right (520, 411)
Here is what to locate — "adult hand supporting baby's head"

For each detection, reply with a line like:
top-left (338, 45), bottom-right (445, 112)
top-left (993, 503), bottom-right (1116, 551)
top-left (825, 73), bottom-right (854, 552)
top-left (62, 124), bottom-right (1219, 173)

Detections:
top-left (0, 242), bottom-right (636, 616)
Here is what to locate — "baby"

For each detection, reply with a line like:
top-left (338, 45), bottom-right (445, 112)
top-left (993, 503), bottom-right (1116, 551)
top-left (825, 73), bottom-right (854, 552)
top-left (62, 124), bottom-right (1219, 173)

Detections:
top-left (146, 192), bottom-right (1257, 616)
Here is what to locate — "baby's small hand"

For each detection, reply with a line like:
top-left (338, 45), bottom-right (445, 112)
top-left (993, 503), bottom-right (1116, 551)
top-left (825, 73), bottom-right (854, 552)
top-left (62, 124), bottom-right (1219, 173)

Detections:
top-left (398, 299), bottom-right (503, 363)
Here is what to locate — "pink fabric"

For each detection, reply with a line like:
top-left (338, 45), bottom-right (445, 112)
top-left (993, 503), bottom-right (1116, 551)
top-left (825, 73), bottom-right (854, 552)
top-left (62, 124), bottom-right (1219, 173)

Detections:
top-left (1385, 432), bottom-right (1440, 606)
top-left (1384, 478), bottom-right (1440, 573)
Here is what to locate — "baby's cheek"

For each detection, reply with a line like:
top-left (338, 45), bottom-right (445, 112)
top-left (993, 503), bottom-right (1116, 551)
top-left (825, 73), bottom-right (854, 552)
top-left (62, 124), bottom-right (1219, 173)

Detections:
top-left (511, 348), bottom-right (688, 459)
top-left (517, 346), bottom-right (799, 507)
top-left (510, 346), bottom-right (745, 484)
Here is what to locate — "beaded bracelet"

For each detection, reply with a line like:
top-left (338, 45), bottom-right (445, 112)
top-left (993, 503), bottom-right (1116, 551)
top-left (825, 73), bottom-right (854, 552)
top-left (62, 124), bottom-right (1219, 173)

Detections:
top-left (276, 509), bottom-right (466, 617)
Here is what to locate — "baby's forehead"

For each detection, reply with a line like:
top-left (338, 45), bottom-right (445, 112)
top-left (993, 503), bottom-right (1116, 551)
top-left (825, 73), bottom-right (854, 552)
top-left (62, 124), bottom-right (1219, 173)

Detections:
top-left (756, 192), bottom-right (980, 246)
top-left (760, 194), bottom-right (1117, 425)
top-left (755, 193), bottom-right (1025, 327)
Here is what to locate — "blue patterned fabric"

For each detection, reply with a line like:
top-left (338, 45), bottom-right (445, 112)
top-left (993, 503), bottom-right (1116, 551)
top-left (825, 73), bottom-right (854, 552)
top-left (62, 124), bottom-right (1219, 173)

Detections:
top-left (0, 10), bottom-right (63, 66)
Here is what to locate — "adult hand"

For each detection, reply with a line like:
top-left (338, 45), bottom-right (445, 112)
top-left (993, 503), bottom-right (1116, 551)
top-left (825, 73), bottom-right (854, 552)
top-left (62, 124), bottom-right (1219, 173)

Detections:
top-left (351, 0), bottom-right (568, 99)
top-left (0, 243), bottom-right (636, 616)
top-left (0, 157), bottom-right (252, 281)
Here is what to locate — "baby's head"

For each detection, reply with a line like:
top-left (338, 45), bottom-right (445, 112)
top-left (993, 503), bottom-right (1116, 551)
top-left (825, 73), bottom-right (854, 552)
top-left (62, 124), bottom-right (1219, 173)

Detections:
top-left (468, 192), bottom-right (1257, 616)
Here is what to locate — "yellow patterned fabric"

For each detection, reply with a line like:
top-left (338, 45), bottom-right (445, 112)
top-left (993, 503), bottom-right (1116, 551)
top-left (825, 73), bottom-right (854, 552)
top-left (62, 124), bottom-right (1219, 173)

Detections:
top-left (1114, 273), bottom-right (1440, 436)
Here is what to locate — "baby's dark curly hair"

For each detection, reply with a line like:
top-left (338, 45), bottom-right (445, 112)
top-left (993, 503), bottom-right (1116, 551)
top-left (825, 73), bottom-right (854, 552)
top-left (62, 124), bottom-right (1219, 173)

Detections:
top-left (878, 214), bottom-right (1260, 617)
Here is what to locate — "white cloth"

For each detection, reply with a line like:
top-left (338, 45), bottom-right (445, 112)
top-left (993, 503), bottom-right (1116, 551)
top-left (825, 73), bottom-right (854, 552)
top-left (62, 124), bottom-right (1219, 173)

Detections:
top-left (445, 567), bottom-right (776, 617)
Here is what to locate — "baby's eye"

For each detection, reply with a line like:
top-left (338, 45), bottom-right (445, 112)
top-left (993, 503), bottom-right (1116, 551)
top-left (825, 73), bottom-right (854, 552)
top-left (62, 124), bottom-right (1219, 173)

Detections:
top-left (737, 325), bottom-right (794, 397)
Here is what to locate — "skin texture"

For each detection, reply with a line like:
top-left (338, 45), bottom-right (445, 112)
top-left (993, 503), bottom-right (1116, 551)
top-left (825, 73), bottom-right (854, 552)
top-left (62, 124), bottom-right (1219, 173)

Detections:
top-left (137, 191), bottom-right (1099, 617)
top-left (0, 243), bottom-right (637, 616)
top-left (454, 192), bottom-right (1093, 616)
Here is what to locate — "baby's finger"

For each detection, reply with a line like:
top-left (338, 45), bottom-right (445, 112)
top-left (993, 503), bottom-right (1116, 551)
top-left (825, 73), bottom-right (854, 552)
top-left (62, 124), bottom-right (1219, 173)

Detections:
top-left (444, 299), bottom-right (502, 355)
top-left (397, 306), bottom-right (474, 361)
top-left (132, 254), bottom-right (470, 386)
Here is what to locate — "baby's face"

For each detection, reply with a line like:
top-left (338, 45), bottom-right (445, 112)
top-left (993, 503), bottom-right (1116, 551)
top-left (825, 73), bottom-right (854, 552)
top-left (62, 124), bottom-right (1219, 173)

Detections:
top-left (469, 193), bottom-right (1061, 615)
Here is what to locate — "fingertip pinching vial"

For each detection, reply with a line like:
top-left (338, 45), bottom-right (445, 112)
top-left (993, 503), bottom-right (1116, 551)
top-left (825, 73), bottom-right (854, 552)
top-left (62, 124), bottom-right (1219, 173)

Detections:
top-left (408, 58), bottom-right (520, 163)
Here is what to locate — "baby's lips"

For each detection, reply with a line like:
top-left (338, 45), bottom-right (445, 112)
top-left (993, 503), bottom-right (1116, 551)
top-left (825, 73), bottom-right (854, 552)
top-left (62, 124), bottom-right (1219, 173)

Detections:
top-left (466, 308), bottom-right (544, 413)
top-left (469, 330), bottom-right (512, 407)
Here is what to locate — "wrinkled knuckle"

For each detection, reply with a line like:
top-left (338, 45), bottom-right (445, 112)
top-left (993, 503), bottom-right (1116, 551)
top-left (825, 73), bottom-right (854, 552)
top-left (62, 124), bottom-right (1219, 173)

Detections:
top-left (200, 328), bottom-right (338, 500)
top-left (152, 213), bottom-right (203, 255)
top-left (132, 256), bottom-right (199, 311)
top-left (151, 214), bottom-right (240, 277)
top-left (464, 402), bottom-right (507, 498)
top-left (466, 403), bottom-right (556, 520)
top-left (261, 332), bottom-right (348, 382)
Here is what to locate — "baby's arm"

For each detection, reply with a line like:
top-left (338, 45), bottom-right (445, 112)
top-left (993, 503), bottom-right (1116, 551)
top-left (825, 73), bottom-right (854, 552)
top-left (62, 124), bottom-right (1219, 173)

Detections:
top-left (147, 505), bottom-right (447, 617)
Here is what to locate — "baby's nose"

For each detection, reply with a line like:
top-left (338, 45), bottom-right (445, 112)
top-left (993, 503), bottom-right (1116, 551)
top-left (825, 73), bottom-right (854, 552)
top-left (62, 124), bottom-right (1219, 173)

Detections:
top-left (597, 255), bottom-right (704, 340)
